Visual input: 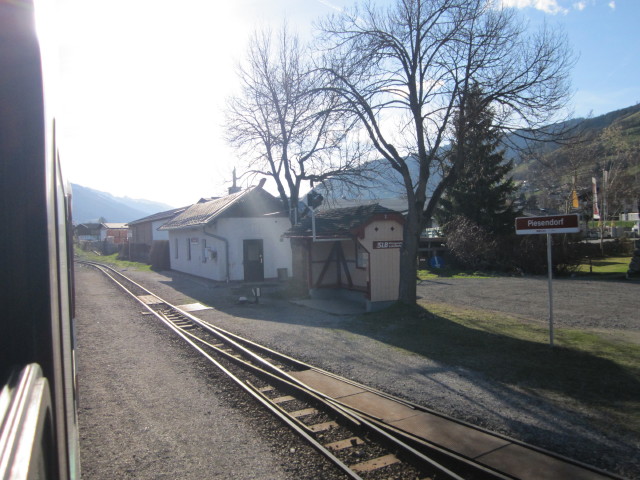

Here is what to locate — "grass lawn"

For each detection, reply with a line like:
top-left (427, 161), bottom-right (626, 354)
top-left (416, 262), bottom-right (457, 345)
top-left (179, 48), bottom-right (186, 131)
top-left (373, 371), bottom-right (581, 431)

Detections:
top-left (417, 266), bottom-right (497, 279)
top-left (419, 255), bottom-right (634, 280)
top-left (75, 247), bottom-right (152, 272)
top-left (574, 256), bottom-right (632, 277)
top-left (353, 301), bottom-right (640, 435)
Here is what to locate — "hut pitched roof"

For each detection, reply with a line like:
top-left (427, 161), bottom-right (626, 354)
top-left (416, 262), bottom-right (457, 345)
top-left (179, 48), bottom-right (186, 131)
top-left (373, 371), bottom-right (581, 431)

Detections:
top-left (285, 204), bottom-right (403, 239)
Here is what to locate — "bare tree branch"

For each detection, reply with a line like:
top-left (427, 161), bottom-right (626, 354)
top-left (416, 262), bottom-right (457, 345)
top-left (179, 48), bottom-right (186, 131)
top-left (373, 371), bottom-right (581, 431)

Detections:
top-left (225, 25), bottom-right (370, 222)
top-left (316, 0), bottom-right (574, 303)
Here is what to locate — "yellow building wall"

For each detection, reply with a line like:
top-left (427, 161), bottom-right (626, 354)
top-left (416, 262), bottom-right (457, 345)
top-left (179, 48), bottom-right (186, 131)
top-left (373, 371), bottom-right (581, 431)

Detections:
top-left (359, 220), bottom-right (403, 302)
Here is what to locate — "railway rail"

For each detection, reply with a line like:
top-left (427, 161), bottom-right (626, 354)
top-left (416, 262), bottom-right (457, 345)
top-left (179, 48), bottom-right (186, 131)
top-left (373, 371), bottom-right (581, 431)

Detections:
top-left (79, 261), bottom-right (624, 480)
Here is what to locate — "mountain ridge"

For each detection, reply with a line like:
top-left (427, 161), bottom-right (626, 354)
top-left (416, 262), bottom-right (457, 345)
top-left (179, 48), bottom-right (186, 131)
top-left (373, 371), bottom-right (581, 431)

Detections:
top-left (71, 104), bottom-right (639, 223)
top-left (506, 103), bottom-right (640, 215)
top-left (71, 183), bottom-right (175, 224)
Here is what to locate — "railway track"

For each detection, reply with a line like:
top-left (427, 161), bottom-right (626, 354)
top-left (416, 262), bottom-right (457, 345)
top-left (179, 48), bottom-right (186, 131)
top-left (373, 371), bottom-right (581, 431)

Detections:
top-left (79, 261), bottom-right (624, 480)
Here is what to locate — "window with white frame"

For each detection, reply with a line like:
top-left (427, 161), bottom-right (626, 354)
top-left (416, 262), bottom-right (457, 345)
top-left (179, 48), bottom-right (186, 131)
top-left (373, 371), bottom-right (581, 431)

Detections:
top-left (356, 241), bottom-right (369, 269)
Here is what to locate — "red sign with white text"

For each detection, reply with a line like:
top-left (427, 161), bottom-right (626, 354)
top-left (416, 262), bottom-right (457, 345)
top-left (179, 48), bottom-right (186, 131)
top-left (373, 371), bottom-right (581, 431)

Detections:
top-left (515, 214), bottom-right (580, 235)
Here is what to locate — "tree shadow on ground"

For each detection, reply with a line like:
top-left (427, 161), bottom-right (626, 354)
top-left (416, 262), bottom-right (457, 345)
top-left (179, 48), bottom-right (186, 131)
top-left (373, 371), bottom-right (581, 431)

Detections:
top-left (151, 269), bottom-right (639, 417)
top-left (139, 269), bottom-right (640, 477)
top-left (347, 303), bottom-right (640, 410)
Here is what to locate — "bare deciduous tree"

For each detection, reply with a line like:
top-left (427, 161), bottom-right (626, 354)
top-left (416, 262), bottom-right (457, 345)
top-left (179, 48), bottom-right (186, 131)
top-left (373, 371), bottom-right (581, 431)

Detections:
top-left (597, 125), bottom-right (640, 218)
top-left (317, 0), bottom-right (574, 303)
top-left (527, 122), bottom-right (639, 240)
top-left (225, 26), bottom-right (368, 222)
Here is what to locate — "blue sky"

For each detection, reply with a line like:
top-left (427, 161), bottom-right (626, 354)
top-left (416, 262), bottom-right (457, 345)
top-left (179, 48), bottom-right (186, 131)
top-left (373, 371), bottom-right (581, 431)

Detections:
top-left (513, 0), bottom-right (639, 117)
top-left (48, 0), bottom-right (639, 208)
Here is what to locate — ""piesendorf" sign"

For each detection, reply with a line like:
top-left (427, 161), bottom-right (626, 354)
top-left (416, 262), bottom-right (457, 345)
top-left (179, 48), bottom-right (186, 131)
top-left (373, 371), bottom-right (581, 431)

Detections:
top-left (515, 214), bottom-right (580, 235)
top-left (514, 213), bottom-right (581, 347)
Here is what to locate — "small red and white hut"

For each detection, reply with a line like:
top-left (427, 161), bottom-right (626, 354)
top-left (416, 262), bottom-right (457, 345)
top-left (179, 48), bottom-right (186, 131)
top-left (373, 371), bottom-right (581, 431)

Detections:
top-left (285, 204), bottom-right (404, 311)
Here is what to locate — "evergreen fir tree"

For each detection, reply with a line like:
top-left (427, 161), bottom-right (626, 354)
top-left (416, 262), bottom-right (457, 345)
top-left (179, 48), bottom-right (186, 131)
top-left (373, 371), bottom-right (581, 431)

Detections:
top-left (437, 84), bottom-right (520, 235)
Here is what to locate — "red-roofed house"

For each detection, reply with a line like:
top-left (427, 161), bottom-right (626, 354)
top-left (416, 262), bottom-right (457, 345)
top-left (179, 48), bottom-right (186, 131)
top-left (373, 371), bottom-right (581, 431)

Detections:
top-left (99, 223), bottom-right (128, 244)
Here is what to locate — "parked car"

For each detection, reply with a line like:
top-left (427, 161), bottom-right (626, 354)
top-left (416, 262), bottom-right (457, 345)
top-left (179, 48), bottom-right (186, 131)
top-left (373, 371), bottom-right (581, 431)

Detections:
top-left (586, 227), bottom-right (612, 239)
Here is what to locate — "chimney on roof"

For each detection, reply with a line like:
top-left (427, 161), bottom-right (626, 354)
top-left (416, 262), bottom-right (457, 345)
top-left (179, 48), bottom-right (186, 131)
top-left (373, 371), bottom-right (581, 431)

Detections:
top-left (228, 168), bottom-right (241, 195)
top-left (257, 178), bottom-right (266, 189)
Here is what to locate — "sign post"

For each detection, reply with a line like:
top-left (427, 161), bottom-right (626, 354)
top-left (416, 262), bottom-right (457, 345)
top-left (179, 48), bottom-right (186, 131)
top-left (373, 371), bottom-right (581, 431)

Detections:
top-left (546, 233), bottom-right (554, 346)
top-left (515, 214), bottom-right (580, 346)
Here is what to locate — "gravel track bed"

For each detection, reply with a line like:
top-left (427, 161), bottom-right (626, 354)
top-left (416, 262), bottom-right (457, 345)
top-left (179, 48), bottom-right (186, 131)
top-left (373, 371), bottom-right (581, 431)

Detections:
top-left (75, 266), bottom-right (347, 480)
top-left (117, 267), bottom-right (639, 478)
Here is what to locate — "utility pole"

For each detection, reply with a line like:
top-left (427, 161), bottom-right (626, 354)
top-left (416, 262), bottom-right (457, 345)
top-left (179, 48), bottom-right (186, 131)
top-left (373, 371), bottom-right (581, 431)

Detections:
top-left (601, 168), bottom-right (609, 253)
top-left (603, 169), bottom-right (608, 226)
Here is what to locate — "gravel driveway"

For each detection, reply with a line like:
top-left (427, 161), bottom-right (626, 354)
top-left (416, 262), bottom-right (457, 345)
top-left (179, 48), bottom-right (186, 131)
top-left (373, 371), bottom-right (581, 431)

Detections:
top-left (417, 276), bottom-right (639, 332)
top-left (98, 266), bottom-right (639, 478)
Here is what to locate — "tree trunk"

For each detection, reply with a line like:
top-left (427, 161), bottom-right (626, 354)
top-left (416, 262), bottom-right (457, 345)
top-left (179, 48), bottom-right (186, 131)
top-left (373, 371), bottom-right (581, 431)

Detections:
top-left (398, 211), bottom-right (421, 304)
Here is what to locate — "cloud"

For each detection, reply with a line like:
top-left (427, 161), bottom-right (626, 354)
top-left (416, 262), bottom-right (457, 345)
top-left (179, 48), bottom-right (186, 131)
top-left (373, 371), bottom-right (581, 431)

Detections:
top-left (573, 1), bottom-right (586, 10)
top-left (500, 0), bottom-right (569, 14)
top-left (608, 1), bottom-right (616, 9)
top-left (317, 0), bottom-right (343, 13)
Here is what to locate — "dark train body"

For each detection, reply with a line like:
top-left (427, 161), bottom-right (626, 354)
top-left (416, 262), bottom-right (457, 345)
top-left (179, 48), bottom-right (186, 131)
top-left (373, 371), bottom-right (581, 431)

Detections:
top-left (1, 1), bottom-right (80, 478)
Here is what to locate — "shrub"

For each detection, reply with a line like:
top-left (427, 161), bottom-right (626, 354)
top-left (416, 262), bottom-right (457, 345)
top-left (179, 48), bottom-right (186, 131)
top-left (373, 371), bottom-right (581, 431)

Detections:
top-left (443, 216), bottom-right (590, 275)
top-left (442, 216), bottom-right (500, 271)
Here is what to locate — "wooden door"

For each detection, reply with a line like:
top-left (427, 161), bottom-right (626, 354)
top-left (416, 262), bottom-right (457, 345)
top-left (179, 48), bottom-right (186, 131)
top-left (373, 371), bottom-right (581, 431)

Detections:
top-left (243, 239), bottom-right (264, 281)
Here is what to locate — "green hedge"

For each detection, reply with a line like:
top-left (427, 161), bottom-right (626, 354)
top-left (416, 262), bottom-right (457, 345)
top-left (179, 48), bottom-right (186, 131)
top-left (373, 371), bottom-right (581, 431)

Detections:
top-left (588, 220), bottom-right (637, 228)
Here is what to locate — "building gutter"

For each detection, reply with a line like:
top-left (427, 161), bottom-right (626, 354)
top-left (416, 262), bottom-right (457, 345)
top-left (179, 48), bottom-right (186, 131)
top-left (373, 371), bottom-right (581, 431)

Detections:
top-left (202, 226), bottom-right (230, 283)
top-left (285, 235), bottom-right (352, 242)
top-left (310, 237), bottom-right (351, 242)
